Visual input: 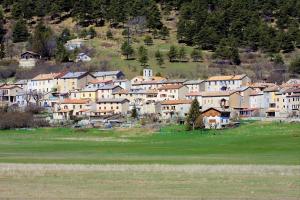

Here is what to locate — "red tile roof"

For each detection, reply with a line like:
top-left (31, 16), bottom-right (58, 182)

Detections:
top-left (61, 99), bottom-right (90, 104)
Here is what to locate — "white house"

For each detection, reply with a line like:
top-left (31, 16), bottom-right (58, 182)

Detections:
top-left (205, 74), bottom-right (251, 91)
top-left (76, 53), bottom-right (91, 62)
top-left (160, 99), bottom-right (192, 120)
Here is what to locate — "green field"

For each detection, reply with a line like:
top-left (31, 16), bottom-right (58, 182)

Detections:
top-left (0, 121), bottom-right (300, 199)
top-left (0, 121), bottom-right (299, 165)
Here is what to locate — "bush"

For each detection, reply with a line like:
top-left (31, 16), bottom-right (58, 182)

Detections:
top-left (0, 112), bottom-right (33, 129)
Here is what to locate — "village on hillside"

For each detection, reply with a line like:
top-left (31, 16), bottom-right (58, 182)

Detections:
top-left (1, 59), bottom-right (300, 129)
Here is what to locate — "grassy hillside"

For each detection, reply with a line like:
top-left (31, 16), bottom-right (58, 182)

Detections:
top-left (0, 121), bottom-right (299, 165)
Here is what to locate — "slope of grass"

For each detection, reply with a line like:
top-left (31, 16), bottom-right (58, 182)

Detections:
top-left (0, 121), bottom-right (299, 165)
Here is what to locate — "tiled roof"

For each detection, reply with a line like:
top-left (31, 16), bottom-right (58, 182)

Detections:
top-left (207, 74), bottom-right (247, 81)
top-left (161, 99), bottom-right (192, 105)
top-left (250, 91), bottom-right (263, 96)
top-left (89, 79), bottom-right (113, 84)
top-left (61, 99), bottom-right (90, 104)
top-left (97, 98), bottom-right (129, 103)
top-left (32, 73), bottom-right (61, 81)
top-left (0, 84), bottom-right (21, 89)
top-left (158, 84), bottom-right (185, 90)
top-left (263, 86), bottom-right (280, 92)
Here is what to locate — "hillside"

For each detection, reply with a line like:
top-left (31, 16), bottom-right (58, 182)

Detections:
top-left (0, 0), bottom-right (299, 81)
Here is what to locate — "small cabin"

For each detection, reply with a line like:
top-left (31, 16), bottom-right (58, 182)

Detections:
top-left (201, 107), bottom-right (231, 129)
top-left (20, 51), bottom-right (41, 60)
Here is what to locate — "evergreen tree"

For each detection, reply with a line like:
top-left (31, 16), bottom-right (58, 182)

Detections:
top-left (30, 22), bottom-right (54, 58)
top-left (186, 99), bottom-right (200, 131)
top-left (88, 26), bottom-right (97, 39)
top-left (55, 41), bottom-right (69, 62)
top-left (190, 48), bottom-right (202, 62)
top-left (121, 41), bottom-right (134, 60)
top-left (138, 45), bottom-right (148, 66)
top-left (178, 46), bottom-right (187, 62)
top-left (167, 45), bottom-right (178, 62)
top-left (159, 26), bottom-right (169, 40)
top-left (155, 50), bottom-right (164, 67)
top-left (12, 19), bottom-right (30, 43)
top-left (0, 42), bottom-right (5, 59)
top-left (131, 105), bottom-right (138, 119)
top-left (58, 28), bottom-right (71, 44)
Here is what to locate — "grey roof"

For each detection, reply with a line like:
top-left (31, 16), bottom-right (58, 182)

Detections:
top-left (15, 79), bottom-right (29, 85)
top-left (98, 85), bottom-right (121, 90)
top-left (93, 71), bottom-right (124, 77)
top-left (61, 71), bottom-right (90, 79)
top-left (184, 80), bottom-right (204, 85)
top-left (160, 79), bottom-right (187, 84)
top-left (97, 98), bottom-right (129, 103)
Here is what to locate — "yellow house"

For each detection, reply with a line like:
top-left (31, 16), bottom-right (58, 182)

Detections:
top-left (58, 72), bottom-right (95, 93)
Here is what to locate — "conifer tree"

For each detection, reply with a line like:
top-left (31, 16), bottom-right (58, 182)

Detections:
top-left (186, 99), bottom-right (200, 131)
top-left (12, 19), bottom-right (30, 43)
top-left (121, 41), bottom-right (134, 60)
top-left (138, 45), bottom-right (148, 66)
top-left (155, 50), bottom-right (164, 67)
top-left (167, 45), bottom-right (178, 62)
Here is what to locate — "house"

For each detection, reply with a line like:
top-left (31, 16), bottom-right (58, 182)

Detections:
top-left (76, 53), bottom-right (91, 62)
top-left (28, 72), bottom-right (64, 93)
top-left (157, 84), bottom-right (189, 101)
top-left (96, 85), bottom-right (122, 99)
top-left (160, 99), bottom-right (192, 121)
top-left (58, 72), bottom-right (95, 93)
top-left (14, 79), bottom-right (30, 90)
top-left (92, 98), bottom-right (129, 116)
top-left (112, 88), bottom-right (158, 113)
top-left (201, 91), bottom-right (241, 111)
top-left (53, 99), bottom-right (91, 121)
top-left (278, 87), bottom-right (300, 117)
top-left (19, 51), bottom-right (41, 68)
top-left (113, 79), bottom-right (131, 90)
top-left (184, 80), bottom-right (205, 92)
top-left (65, 38), bottom-right (84, 50)
top-left (186, 92), bottom-right (203, 108)
top-left (249, 91), bottom-right (265, 117)
top-left (0, 84), bottom-right (23, 105)
top-left (263, 86), bottom-right (281, 117)
top-left (205, 74), bottom-right (251, 91)
top-left (87, 79), bottom-right (113, 89)
top-left (93, 71), bottom-right (125, 80)
top-left (201, 107), bottom-right (231, 129)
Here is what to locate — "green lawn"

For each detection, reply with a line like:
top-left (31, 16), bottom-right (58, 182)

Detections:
top-left (0, 121), bottom-right (299, 165)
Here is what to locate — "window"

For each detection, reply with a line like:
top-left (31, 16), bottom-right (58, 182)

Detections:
top-left (73, 105), bottom-right (75, 109)
top-left (80, 105), bottom-right (82, 109)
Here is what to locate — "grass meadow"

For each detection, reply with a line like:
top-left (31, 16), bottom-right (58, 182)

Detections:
top-left (0, 121), bottom-right (299, 199)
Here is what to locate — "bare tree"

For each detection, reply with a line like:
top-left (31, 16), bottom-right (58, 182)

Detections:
top-left (24, 91), bottom-right (32, 106)
top-left (31, 91), bottom-right (44, 106)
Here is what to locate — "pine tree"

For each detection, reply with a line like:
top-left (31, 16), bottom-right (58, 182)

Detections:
top-left (131, 106), bottom-right (138, 119)
top-left (55, 42), bottom-right (69, 62)
top-left (88, 26), bottom-right (97, 39)
top-left (106, 29), bottom-right (113, 39)
top-left (159, 26), bottom-right (169, 40)
top-left (30, 22), bottom-right (54, 58)
top-left (289, 57), bottom-right (300, 74)
top-left (12, 19), bottom-right (30, 43)
top-left (186, 99), bottom-right (200, 131)
top-left (167, 45), bottom-right (178, 62)
top-left (121, 41), bottom-right (134, 60)
top-left (138, 45), bottom-right (148, 66)
top-left (190, 48), bottom-right (202, 62)
top-left (178, 46), bottom-right (187, 62)
top-left (155, 50), bottom-right (164, 67)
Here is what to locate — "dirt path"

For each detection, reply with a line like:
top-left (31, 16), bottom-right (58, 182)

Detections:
top-left (0, 163), bottom-right (299, 175)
